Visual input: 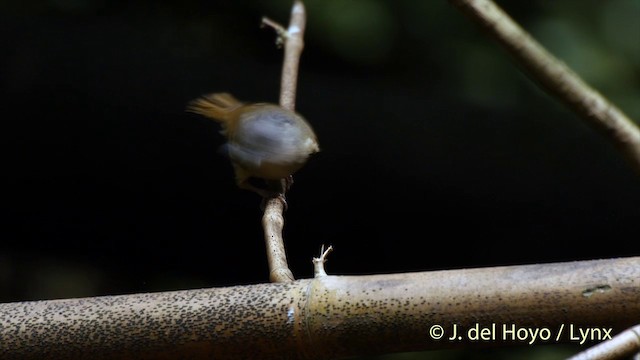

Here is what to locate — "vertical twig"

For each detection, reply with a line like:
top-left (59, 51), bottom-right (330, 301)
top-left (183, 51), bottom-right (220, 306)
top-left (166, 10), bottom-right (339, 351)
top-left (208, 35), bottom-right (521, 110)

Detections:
top-left (260, 1), bottom-right (307, 283)
top-left (450, 0), bottom-right (640, 175)
top-left (278, 1), bottom-right (305, 111)
top-left (312, 245), bottom-right (333, 277)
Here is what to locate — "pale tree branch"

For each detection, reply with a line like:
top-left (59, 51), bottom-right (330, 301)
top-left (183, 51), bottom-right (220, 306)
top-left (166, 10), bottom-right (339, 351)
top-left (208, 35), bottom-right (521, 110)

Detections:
top-left (0, 257), bottom-right (638, 359)
top-left (448, 2), bottom-right (640, 357)
top-left (568, 325), bottom-right (640, 360)
top-left (259, 0), bottom-right (307, 283)
top-left (449, 0), bottom-right (640, 175)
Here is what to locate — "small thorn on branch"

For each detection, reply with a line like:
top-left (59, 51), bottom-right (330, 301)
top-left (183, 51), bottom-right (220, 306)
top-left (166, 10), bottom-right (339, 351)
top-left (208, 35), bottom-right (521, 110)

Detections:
top-left (313, 245), bottom-right (333, 277)
top-left (261, 17), bottom-right (288, 48)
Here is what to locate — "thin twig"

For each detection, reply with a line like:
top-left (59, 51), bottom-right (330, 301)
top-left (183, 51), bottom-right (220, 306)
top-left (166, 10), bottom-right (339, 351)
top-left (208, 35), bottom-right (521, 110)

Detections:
top-left (260, 1), bottom-right (307, 283)
top-left (450, 0), bottom-right (640, 175)
top-left (261, 17), bottom-right (287, 48)
top-left (567, 324), bottom-right (640, 360)
top-left (312, 245), bottom-right (333, 277)
top-left (269, 1), bottom-right (306, 111)
top-left (262, 198), bottom-right (294, 282)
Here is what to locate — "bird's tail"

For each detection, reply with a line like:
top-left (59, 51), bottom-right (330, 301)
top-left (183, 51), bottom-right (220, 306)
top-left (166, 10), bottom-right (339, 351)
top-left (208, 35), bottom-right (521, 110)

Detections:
top-left (186, 93), bottom-right (243, 123)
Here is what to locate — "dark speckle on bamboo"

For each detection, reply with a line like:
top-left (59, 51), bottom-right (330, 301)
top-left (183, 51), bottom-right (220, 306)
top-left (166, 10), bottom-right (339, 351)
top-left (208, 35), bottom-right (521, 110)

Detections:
top-left (0, 258), bottom-right (638, 359)
top-left (0, 281), bottom-right (314, 359)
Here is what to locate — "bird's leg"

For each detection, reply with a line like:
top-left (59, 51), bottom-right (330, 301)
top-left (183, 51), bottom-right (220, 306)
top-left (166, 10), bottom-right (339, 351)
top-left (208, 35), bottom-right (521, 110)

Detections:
top-left (233, 165), bottom-right (289, 210)
top-left (237, 179), bottom-right (274, 198)
top-left (284, 175), bottom-right (294, 191)
top-left (237, 178), bottom-right (287, 211)
top-left (262, 178), bottom-right (288, 211)
top-left (232, 166), bottom-right (263, 195)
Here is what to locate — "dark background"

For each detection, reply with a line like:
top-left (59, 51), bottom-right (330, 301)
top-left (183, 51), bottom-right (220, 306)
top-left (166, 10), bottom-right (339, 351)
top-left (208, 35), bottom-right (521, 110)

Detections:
top-left (1, 1), bottom-right (639, 355)
top-left (2, 1), bottom-right (638, 359)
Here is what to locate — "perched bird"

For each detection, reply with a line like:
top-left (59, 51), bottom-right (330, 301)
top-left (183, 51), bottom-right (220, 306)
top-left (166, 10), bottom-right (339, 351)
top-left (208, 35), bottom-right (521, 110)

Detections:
top-left (187, 93), bottom-right (319, 199)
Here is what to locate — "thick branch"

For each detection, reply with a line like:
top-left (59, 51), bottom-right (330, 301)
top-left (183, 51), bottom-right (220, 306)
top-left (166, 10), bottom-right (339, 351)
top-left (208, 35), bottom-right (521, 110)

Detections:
top-left (450, 0), bottom-right (640, 174)
top-left (1, 257), bottom-right (638, 359)
top-left (260, 1), bottom-right (307, 283)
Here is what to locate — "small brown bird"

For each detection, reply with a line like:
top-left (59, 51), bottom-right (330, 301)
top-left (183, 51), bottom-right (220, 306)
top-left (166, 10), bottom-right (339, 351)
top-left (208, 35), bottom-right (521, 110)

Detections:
top-left (187, 93), bottom-right (319, 198)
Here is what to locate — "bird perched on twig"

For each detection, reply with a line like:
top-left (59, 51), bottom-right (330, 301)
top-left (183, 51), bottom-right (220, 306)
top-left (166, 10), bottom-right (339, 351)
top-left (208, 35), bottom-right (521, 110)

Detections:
top-left (187, 93), bottom-right (319, 200)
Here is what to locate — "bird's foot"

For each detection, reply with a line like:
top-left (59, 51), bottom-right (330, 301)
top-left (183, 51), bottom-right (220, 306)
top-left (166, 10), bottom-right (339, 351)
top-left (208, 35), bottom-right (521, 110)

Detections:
top-left (260, 192), bottom-right (288, 211)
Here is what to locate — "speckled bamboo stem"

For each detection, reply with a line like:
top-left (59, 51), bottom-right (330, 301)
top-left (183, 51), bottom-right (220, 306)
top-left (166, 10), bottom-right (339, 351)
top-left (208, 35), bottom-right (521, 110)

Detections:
top-left (0, 257), bottom-right (638, 359)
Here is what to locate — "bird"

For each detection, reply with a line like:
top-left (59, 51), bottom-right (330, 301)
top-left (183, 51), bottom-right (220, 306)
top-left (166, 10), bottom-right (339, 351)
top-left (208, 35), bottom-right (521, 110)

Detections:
top-left (187, 92), bottom-right (319, 200)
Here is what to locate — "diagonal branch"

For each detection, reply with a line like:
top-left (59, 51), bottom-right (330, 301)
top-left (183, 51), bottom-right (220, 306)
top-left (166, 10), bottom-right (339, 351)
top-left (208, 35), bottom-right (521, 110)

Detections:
top-left (450, 0), bottom-right (640, 175)
top-left (260, 1), bottom-right (307, 283)
top-left (567, 324), bottom-right (640, 360)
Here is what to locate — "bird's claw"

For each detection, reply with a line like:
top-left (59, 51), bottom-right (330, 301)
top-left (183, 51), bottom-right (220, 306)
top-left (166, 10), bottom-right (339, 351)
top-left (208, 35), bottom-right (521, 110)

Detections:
top-left (260, 192), bottom-right (288, 211)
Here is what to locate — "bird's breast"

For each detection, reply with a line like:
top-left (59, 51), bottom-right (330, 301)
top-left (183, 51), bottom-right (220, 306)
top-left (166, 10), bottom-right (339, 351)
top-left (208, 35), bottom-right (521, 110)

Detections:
top-left (227, 104), bottom-right (318, 179)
